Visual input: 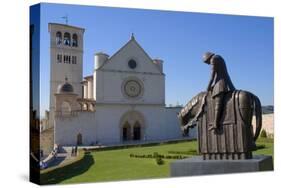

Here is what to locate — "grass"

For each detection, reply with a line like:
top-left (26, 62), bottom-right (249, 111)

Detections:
top-left (254, 137), bottom-right (274, 156)
top-left (40, 138), bottom-right (273, 185)
top-left (40, 151), bottom-right (94, 184)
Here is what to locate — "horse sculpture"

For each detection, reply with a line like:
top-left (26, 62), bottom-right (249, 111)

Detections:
top-left (178, 90), bottom-right (262, 160)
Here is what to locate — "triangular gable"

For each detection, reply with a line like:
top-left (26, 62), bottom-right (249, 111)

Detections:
top-left (97, 36), bottom-right (162, 74)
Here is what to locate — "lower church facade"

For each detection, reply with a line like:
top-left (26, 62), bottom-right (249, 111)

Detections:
top-left (55, 104), bottom-right (186, 146)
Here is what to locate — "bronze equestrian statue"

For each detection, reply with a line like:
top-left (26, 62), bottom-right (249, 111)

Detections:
top-left (178, 52), bottom-right (262, 160)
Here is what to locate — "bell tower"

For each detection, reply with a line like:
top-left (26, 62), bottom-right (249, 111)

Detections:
top-left (48, 23), bottom-right (85, 128)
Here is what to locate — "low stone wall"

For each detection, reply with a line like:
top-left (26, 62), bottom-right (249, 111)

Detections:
top-left (252, 114), bottom-right (274, 138)
top-left (40, 128), bottom-right (54, 158)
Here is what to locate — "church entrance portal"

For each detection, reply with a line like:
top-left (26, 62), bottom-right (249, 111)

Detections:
top-left (120, 111), bottom-right (145, 142)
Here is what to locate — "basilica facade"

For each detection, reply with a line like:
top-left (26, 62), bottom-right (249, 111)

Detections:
top-left (48, 23), bottom-right (195, 146)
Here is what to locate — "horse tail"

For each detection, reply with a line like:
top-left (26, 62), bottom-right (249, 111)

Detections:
top-left (252, 94), bottom-right (262, 141)
top-left (237, 90), bottom-right (262, 141)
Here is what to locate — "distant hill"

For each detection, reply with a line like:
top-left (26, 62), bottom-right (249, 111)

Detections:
top-left (262, 105), bottom-right (274, 114)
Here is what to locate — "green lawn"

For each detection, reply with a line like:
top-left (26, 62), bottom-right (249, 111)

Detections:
top-left (40, 138), bottom-right (273, 185)
top-left (254, 137), bottom-right (274, 156)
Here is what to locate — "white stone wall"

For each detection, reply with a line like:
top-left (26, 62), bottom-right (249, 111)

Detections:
top-left (94, 71), bottom-right (164, 104)
top-left (164, 107), bottom-right (197, 139)
top-left (163, 107), bottom-right (182, 138)
top-left (55, 104), bottom-right (186, 146)
top-left (132, 105), bottom-right (166, 141)
top-left (83, 82), bottom-right (88, 98)
top-left (87, 78), bottom-right (93, 99)
top-left (252, 113), bottom-right (274, 137)
top-left (55, 112), bottom-right (97, 146)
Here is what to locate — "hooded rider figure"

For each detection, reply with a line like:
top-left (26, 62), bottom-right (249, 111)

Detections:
top-left (203, 52), bottom-right (236, 131)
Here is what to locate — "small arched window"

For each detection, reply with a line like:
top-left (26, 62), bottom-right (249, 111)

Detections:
top-left (56, 32), bottom-right (62, 45)
top-left (77, 133), bottom-right (82, 145)
top-left (72, 34), bottom-right (78, 47)
top-left (63, 32), bottom-right (71, 46)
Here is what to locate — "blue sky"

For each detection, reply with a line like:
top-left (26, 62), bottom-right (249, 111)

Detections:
top-left (38, 3), bottom-right (273, 115)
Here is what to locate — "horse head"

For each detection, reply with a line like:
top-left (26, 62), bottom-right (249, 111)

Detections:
top-left (177, 92), bottom-right (207, 135)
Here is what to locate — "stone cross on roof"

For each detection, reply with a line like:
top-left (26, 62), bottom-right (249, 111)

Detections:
top-left (61, 15), bottom-right (68, 25)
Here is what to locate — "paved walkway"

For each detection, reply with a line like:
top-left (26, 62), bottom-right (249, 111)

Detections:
top-left (47, 147), bottom-right (78, 168)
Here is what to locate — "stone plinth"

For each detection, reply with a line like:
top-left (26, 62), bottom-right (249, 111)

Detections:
top-left (170, 155), bottom-right (273, 177)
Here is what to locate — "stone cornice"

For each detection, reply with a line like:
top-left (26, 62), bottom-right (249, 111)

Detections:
top-left (95, 69), bottom-right (165, 76)
top-left (95, 102), bottom-right (165, 106)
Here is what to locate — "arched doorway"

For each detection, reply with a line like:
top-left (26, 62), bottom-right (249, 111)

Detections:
top-left (133, 121), bottom-right (141, 140)
top-left (120, 110), bottom-right (145, 142)
top-left (77, 133), bottom-right (82, 145)
top-left (122, 121), bottom-right (131, 141)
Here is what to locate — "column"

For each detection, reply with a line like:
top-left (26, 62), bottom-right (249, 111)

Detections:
top-left (83, 83), bottom-right (88, 99)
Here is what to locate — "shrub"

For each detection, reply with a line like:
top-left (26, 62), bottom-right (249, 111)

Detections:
top-left (260, 129), bottom-right (267, 138)
top-left (129, 153), bottom-right (189, 160)
top-left (84, 151), bottom-right (91, 155)
top-left (153, 152), bottom-right (159, 158)
top-left (168, 149), bottom-right (198, 155)
top-left (159, 154), bottom-right (164, 159)
top-left (156, 157), bottom-right (164, 165)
